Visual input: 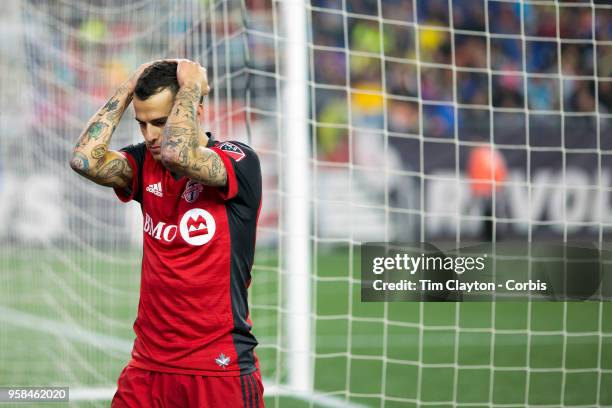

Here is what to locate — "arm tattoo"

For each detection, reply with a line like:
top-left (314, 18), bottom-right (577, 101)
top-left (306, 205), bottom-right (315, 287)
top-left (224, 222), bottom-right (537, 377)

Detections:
top-left (94, 158), bottom-right (131, 186)
top-left (102, 98), bottom-right (119, 112)
top-left (74, 122), bottom-right (107, 149)
top-left (73, 87), bottom-right (129, 152)
top-left (162, 86), bottom-right (200, 158)
top-left (190, 150), bottom-right (227, 184)
top-left (164, 126), bottom-right (192, 138)
top-left (101, 98), bottom-right (121, 121)
top-left (87, 122), bottom-right (108, 140)
top-left (162, 84), bottom-right (227, 186)
top-left (70, 152), bottom-right (89, 172)
top-left (96, 158), bottom-right (124, 178)
top-left (91, 144), bottom-right (107, 159)
top-left (71, 83), bottom-right (133, 188)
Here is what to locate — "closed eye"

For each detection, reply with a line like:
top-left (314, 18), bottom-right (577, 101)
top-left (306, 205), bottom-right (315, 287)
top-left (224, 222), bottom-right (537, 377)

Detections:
top-left (135, 118), bottom-right (167, 127)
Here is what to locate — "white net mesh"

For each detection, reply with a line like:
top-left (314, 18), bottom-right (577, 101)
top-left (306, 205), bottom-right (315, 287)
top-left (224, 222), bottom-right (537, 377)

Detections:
top-left (300, 0), bottom-right (612, 406)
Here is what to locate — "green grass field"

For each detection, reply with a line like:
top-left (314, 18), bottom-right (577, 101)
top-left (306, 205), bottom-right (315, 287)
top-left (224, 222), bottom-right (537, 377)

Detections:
top-left (1, 247), bottom-right (611, 407)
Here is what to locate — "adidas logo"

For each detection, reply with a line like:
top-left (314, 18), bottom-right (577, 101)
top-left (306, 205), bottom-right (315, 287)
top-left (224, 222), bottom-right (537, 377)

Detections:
top-left (146, 182), bottom-right (163, 197)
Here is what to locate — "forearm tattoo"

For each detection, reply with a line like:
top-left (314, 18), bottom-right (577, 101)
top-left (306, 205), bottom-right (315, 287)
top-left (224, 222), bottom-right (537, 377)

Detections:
top-left (162, 84), bottom-right (226, 186)
top-left (96, 158), bottom-right (130, 185)
top-left (71, 84), bottom-right (133, 187)
top-left (73, 85), bottom-right (129, 158)
top-left (91, 144), bottom-right (107, 160)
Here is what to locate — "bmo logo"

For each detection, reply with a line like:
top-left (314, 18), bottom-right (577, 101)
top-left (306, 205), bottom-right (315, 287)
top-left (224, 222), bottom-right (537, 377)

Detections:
top-left (143, 208), bottom-right (216, 246)
top-left (179, 208), bottom-right (216, 246)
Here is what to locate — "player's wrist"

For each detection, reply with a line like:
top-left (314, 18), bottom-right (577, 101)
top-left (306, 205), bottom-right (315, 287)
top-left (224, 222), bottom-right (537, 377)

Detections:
top-left (114, 80), bottom-right (134, 105)
top-left (179, 81), bottom-right (203, 101)
top-left (121, 78), bottom-right (136, 96)
top-left (180, 80), bottom-right (202, 92)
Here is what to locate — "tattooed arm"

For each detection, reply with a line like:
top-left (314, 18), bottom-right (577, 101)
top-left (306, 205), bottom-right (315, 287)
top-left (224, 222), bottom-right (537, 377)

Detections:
top-left (69, 63), bottom-right (150, 188)
top-left (69, 84), bottom-right (132, 188)
top-left (160, 60), bottom-right (226, 186)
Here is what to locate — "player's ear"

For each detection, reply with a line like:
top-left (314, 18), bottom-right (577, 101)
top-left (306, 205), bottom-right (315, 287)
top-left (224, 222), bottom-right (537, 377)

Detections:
top-left (196, 103), bottom-right (204, 121)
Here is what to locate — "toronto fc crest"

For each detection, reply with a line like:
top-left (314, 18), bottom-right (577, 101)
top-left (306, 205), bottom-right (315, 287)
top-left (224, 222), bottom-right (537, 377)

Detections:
top-left (182, 180), bottom-right (203, 203)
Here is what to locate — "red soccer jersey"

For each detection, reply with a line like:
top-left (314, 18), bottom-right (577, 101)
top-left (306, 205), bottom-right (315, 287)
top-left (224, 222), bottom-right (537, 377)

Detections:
top-left (114, 136), bottom-right (262, 376)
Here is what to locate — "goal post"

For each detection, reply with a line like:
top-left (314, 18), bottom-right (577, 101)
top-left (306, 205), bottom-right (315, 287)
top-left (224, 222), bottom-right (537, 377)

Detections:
top-left (281, 0), bottom-right (314, 394)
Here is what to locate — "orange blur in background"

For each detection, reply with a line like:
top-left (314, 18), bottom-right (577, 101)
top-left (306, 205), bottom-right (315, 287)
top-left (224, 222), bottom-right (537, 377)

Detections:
top-left (467, 146), bottom-right (508, 197)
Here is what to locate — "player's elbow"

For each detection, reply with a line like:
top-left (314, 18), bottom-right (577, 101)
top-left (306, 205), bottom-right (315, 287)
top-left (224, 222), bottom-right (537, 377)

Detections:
top-left (69, 151), bottom-right (90, 175)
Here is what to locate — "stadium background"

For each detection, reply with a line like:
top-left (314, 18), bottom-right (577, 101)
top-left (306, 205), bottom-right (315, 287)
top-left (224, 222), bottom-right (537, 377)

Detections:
top-left (0, 0), bottom-right (611, 407)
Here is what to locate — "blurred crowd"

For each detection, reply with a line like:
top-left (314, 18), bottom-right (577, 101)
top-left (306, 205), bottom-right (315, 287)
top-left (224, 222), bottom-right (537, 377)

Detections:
top-left (307, 0), bottom-right (611, 160)
top-left (24, 0), bottom-right (611, 160)
top-left (24, 0), bottom-right (238, 133)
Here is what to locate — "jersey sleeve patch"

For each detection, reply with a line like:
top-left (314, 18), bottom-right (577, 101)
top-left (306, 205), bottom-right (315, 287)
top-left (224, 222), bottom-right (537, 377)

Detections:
top-left (219, 142), bottom-right (246, 162)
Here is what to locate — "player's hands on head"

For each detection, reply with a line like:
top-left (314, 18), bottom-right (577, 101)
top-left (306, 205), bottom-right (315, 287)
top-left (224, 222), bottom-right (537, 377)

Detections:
top-left (125, 59), bottom-right (179, 94)
top-left (176, 59), bottom-right (210, 98)
top-left (126, 61), bottom-right (155, 95)
top-left (124, 59), bottom-right (210, 99)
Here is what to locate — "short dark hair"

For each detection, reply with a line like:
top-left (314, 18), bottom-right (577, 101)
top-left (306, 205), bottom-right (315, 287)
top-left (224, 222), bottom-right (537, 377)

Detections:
top-left (134, 61), bottom-right (180, 100)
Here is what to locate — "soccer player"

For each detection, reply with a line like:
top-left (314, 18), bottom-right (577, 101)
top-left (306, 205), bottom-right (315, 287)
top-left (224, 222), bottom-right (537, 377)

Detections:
top-left (70, 60), bottom-right (264, 407)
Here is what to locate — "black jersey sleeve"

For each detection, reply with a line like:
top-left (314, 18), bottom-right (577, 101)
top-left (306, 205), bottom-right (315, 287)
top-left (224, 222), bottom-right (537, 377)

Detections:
top-left (211, 141), bottom-right (262, 211)
top-left (113, 142), bottom-right (146, 203)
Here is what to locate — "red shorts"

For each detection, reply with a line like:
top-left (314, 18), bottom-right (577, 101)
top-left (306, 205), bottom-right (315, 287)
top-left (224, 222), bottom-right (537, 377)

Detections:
top-left (111, 365), bottom-right (264, 408)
